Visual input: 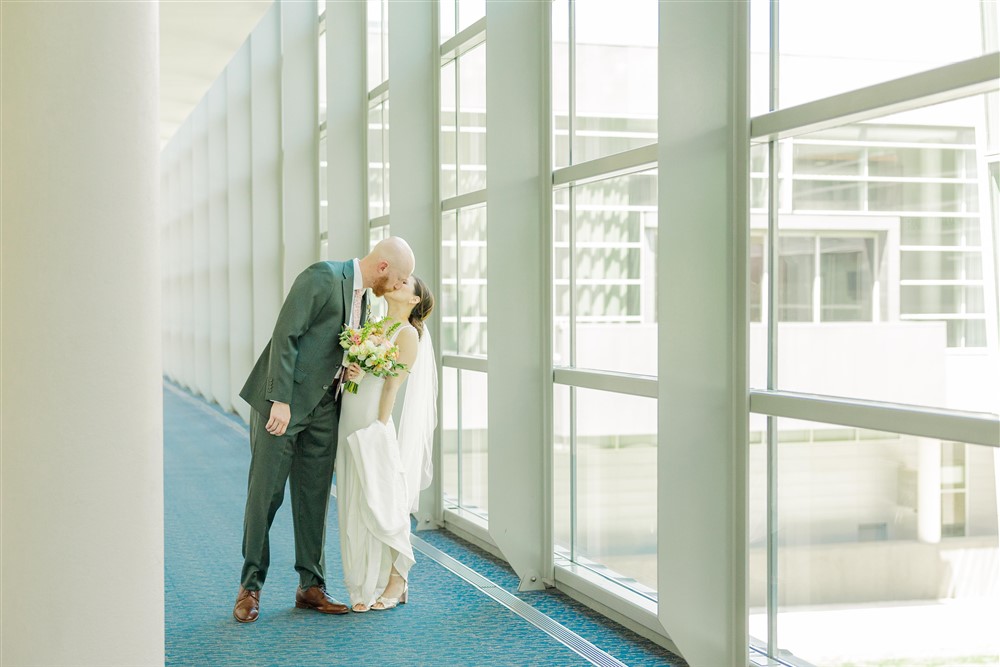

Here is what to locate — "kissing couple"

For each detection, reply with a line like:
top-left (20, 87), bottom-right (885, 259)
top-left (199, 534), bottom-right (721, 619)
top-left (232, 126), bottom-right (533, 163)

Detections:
top-left (232, 236), bottom-right (437, 622)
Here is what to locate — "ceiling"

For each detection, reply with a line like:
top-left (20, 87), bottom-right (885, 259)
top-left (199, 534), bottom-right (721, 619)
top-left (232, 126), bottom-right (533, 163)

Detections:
top-left (159, 0), bottom-right (274, 148)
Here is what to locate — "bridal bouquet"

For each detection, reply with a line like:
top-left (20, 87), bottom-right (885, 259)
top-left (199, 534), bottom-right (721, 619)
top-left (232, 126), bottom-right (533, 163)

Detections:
top-left (338, 316), bottom-right (409, 394)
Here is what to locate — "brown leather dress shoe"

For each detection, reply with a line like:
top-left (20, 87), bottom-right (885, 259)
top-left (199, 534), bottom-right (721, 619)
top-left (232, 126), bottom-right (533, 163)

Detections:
top-left (295, 586), bottom-right (349, 615)
top-left (233, 586), bottom-right (260, 623)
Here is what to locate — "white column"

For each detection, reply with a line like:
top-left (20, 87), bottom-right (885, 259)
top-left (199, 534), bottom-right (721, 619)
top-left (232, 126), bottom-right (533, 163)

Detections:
top-left (162, 144), bottom-right (177, 381)
top-left (228, 41), bottom-right (255, 422)
top-left (1, 2), bottom-right (164, 665)
top-left (658, 2), bottom-right (749, 666)
top-left (250, 6), bottom-right (284, 353)
top-left (209, 77), bottom-right (232, 410)
top-left (280, 0), bottom-right (320, 287)
top-left (917, 437), bottom-right (943, 543)
top-left (485, 0), bottom-right (549, 592)
top-left (193, 101), bottom-right (212, 398)
top-left (389, 0), bottom-right (440, 527)
top-left (326, 0), bottom-right (367, 258)
top-left (179, 123), bottom-right (197, 390)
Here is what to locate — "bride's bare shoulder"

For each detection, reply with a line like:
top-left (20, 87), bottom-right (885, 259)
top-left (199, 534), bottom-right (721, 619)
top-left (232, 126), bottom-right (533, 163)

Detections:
top-left (395, 325), bottom-right (420, 364)
top-left (396, 324), bottom-right (419, 343)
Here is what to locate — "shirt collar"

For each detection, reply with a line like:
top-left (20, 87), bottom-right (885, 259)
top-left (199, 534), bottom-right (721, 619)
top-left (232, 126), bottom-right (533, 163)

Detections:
top-left (352, 258), bottom-right (363, 292)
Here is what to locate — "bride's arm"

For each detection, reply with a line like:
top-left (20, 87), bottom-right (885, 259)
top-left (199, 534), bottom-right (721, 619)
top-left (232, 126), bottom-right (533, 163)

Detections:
top-left (377, 327), bottom-right (419, 424)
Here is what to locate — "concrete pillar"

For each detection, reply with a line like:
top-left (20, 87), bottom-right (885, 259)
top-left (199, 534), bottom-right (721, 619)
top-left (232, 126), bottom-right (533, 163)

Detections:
top-left (1, 2), bottom-right (164, 665)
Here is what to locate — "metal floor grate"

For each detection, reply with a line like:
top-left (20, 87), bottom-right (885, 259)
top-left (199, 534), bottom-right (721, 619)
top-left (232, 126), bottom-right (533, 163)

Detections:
top-left (410, 534), bottom-right (630, 667)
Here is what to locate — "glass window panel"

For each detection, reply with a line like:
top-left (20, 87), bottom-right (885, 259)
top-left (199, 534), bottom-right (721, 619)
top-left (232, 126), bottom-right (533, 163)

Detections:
top-left (819, 237), bottom-right (874, 322)
top-left (382, 101), bottom-right (390, 216)
top-left (941, 442), bottom-right (966, 490)
top-left (367, 104), bottom-right (384, 219)
top-left (774, 421), bottom-right (998, 666)
top-left (792, 179), bottom-right (861, 211)
top-left (368, 225), bottom-right (388, 256)
top-left (748, 426), bottom-right (768, 646)
top-left (441, 211), bottom-right (458, 354)
top-left (941, 492), bottom-right (966, 537)
top-left (752, 179), bottom-right (769, 212)
top-left (319, 135), bottom-right (327, 238)
top-left (775, 0), bottom-right (985, 108)
top-left (441, 367), bottom-right (458, 505)
top-left (457, 0), bottom-right (484, 32)
top-left (569, 170), bottom-right (657, 374)
top-left (458, 44), bottom-right (486, 195)
top-left (440, 0), bottom-right (456, 43)
top-left (553, 384), bottom-right (572, 556)
top-left (572, 0), bottom-right (657, 164)
top-left (777, 236), bottom-right (814, 322)
top-left (380, 0), bottom-right (388, 84)
top-left (793, 143), bottom-right (863, 177)
top-left (988, 92), bottom-right (1000, 156)
top-left (750, 235), bottom-right (765, 323)
top-left (751, 143), bottom-right (768, 174)
top-left (868, 182), bottom-right (977, 213)
top-left (366, 0), bottom-right (385, 91)
top-left (945, 319), bottom-right (987, 348)
top-left (748, 0), bottom-right (770, 117)
top-left (440, 60), bottom-right (458, 200)
top-left (554, 187), bottom-right (571, 366)
top-left (751, 144), bottom-right (770, 212)
top-left (770, 95), bottom-right (995, 381)
top-left (868, 146), bottom-right (972, 179)
top-left (574, 387), bottom-right (657, 595)
top-left (552, 0), bottom-right (570, 169)
top-left (457, 205), bottom-right (487, 356)
top-left (459, 369), bottom-right (488, 517)
top-left (901, 251), bottom-right (983, 281)
top-left (901, 285), bottom-right (984, 315)
top-left (319, 31), bottom-right (327, 124)
top-left (900, 217), bottom-right (980, 246)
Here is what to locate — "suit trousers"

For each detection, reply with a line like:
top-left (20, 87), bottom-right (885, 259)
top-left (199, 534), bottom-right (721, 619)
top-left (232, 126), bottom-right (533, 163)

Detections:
top-left (240, 391), bottom-right (339, 591)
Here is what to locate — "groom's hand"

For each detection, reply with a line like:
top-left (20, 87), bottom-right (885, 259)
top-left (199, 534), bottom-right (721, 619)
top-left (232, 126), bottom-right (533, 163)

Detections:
top-left (266, 401), bottom-right (291, 437)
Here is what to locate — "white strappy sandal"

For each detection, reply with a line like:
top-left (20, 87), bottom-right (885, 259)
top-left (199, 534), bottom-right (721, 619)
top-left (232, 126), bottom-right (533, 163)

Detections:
top-left (371, 573), bottom-right (408, 611)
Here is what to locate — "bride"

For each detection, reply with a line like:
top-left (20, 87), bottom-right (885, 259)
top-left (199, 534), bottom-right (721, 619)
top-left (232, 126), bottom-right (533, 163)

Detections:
top-left (335, 275), bottom-right (436, 612)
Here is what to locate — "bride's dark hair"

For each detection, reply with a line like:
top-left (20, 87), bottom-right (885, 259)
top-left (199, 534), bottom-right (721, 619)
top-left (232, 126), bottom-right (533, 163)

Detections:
top-left (408, 275), bottom-right (435, 339)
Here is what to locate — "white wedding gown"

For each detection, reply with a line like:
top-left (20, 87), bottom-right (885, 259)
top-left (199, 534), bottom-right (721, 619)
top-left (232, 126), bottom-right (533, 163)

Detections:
top-left (335, 324), bottom-right (425, 609)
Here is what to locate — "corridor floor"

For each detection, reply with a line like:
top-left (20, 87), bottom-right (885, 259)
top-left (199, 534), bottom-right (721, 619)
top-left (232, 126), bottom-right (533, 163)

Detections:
top-left (164, 382), bottom-right (686, 667)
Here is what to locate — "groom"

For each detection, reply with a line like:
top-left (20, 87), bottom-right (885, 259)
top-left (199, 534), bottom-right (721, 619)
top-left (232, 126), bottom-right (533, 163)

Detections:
top-left (233, 237), bottom-right (415, 623)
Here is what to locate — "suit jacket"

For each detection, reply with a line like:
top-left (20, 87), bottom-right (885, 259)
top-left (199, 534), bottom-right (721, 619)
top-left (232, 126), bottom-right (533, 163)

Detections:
top-left (240, 260), bottom-right (365, 428)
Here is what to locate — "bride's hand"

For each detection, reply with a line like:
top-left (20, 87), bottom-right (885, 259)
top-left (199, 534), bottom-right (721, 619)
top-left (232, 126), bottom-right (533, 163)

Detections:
top-left (345, 363), bottom-right (363, 381)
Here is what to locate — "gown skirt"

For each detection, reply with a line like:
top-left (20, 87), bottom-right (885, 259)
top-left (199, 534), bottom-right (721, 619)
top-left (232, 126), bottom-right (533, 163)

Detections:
top-left (335, 370), bottom-right (416, 608)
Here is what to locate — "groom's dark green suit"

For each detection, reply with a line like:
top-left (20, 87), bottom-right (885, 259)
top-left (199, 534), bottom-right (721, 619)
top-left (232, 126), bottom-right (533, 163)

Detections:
top-left (238, 260), bottom-right (365, 592)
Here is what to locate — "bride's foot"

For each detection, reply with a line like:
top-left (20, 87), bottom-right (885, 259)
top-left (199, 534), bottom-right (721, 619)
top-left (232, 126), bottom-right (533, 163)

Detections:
top-left (351, 602), bottom-right (369, 613)
top-left (371, 573), bottom-right (407, 611)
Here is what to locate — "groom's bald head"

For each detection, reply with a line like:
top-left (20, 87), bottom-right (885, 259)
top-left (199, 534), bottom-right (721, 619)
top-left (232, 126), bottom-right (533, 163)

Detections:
top-left (362, 236), bottom-right (415, 296)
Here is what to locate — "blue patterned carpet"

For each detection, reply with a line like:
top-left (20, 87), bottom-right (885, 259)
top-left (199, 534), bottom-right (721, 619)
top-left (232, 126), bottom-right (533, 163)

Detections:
top-left (164, 383), bottom-right (685, 667)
